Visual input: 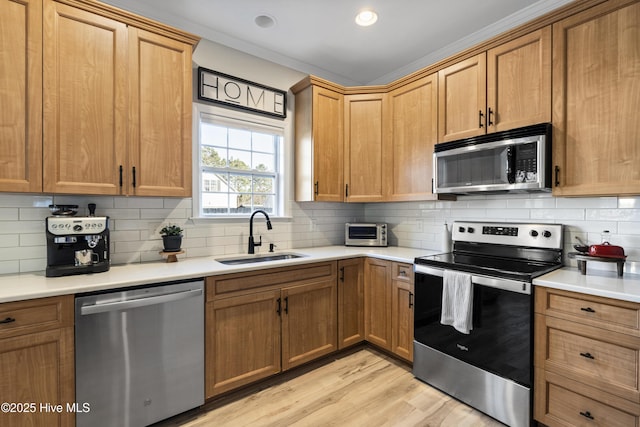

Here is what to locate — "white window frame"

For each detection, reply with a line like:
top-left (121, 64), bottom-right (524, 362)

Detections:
top-left (193, 103), bottom-right (286, 219)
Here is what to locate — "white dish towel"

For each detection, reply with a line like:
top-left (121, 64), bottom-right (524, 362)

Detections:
top-left (440, 270), bottom-right (474, 334)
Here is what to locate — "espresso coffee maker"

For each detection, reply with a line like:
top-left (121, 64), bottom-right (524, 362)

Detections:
top-left (46, 204), bottom-right (110, 277)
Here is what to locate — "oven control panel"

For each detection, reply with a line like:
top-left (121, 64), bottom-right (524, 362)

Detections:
top-left (453, 221), bottom-right (562, 249)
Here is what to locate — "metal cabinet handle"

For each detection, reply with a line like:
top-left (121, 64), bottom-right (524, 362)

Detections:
top-left (580, 352), bottom-right (595, 360)
top-left (314, 181), bottom-right (319, 196)
top-left (487, 107), bottom-right (494, 126)
top-left (409, 292), bottom-right (414, 309)
top-left (554, 165), bottom-right (560, 187)
top-left (579, 411), bottom-right (594, 420)
top-left (277, 297), bottom-right (282, 315)
top-left (345, 184), bottom-right (349, 198)
top-left (119, 165), bottom-right (123, 187)
top-left (339, 267), bottom-right (345, 282)
top-left (0, 317), bottom-right (16, 324)
top-left (132, 166), bottom-right (137, 188)
top-left (478, 110), bottom-right (484, 128)
top-left (581, 307), bottom-right (596, 313)
top-left (80, 289), bottom-right (202, 315)
top-left (284, 296), bottom-right (289, 314)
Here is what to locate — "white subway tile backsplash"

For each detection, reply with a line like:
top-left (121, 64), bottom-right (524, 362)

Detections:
top-left (0, 192), bottom-right (638, 275)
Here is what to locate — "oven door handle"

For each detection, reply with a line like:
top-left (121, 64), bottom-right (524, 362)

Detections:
top-left (414, 265), bottom-right (531, 295)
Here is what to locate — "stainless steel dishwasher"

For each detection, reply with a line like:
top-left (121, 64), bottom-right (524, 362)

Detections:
top-left (75, 279), bottom-right (204, 427)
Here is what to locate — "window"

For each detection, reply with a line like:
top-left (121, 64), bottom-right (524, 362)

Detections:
top-left (197, 112), bottom-right (282, 216)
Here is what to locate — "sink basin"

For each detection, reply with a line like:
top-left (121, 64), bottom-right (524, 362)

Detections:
top-left (216, 253), bottom-right (307, 265)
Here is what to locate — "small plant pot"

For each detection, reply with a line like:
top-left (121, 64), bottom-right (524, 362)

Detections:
top-left (162, 235), bottom-right (183, 252)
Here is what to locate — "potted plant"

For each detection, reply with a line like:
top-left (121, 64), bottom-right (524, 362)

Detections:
top-left (160, 224), bottom-right (183, 252)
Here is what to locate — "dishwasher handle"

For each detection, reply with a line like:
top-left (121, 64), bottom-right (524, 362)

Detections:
top-left (80, 288), bottom-right (203, 315)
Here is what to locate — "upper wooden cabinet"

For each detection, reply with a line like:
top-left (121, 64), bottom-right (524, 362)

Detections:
top-left (294, 83), bottom-right (344, 202)
top-left (43, 0), bottom-right (128, 195)
top-left (128, 27), bottom-right (193, 196)
top-left (438, 27), bottom-right (551, 142)
top-left (384, 74), bottom-right (439, 201)
top-left (487, 27), bottom-right (551, 132)
top-left (552, 0), bottom-right (640, 197)
top-left (344, 93), bottom-right (385, 202)
top-left (438, 53), bottom-right (487, 142)
top-left (42, 0), bottom-right (197, 196)
top-left (0, 0), bottom-right (42, 193)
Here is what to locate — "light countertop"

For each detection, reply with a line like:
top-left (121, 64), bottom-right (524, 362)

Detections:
top-left (0, 246), bottom-right (434, 304)
top-left (533, 267), bottom-right (640, 303)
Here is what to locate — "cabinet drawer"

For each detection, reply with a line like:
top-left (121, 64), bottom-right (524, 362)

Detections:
top-left (0, 296), bottom-right (74, 339)
top-left (537, 314), bottom-right (640, 403)
top-left (536, 287), bottom-right (640, 336)
top-left (393, 262), bottom-right (413, 283)
top-left (546, 380), bottom-right (638, 427)
top-left (207, 261), bottom-right (337, 300)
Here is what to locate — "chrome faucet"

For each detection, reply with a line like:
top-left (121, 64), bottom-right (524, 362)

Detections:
top-left (248, 210), bottom-right (272, 254)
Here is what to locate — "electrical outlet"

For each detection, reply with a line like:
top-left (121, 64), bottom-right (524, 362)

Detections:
top-left (415, 220), bottom-right (423, 232)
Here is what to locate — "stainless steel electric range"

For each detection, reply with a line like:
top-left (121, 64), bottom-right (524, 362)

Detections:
top-left (413, 221), bottom-right (563, 427)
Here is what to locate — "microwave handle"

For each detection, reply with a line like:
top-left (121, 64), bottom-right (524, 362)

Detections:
top-left (507, 146), bottom-right (516, 184)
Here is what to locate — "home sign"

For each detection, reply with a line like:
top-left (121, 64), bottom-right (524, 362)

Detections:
top-left (198, 67), bottom-right (286, 118)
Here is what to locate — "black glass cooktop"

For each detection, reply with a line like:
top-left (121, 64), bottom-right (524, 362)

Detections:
top-left (414, 251), bottom-right (562, 282)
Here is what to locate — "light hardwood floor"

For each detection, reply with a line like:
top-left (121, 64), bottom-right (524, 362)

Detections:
top-left (158, 347), bottom-right (504, 426)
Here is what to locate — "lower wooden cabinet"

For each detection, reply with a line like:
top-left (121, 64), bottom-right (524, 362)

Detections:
top-left (205, 262), bottom-right (338, 398)
top-left (338, 258), bottom-right (365, 349)
top-left (364, 258), bottom-right (414, 361)
top-left (0, 296), bottom-right (75, 427)
top-left (535, 286), bottom-right (640, 426)
top-left (391, 262), bottom-right (414, 362)
top-left (364, 258), bottom-right (392, 350)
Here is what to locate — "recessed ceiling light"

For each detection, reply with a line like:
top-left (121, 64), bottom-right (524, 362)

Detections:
top-left (355, 9), bottom-right (378, 27)
top-left (255, 14), bottom-right (276, 29)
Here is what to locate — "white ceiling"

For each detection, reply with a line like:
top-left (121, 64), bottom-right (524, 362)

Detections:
top-left (101, 0), bottom-right (574, 86)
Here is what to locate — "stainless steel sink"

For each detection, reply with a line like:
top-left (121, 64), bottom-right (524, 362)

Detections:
top-left (215, 253), bottom-right (307, 265)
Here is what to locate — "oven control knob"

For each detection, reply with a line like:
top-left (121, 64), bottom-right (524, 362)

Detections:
top-left (458, 227), bottom-right (465, 233)
top-left (467, 227), bottom-right (475, 233)
top-left (543, 230), bottom-right (552, 238)
top-left (73, 224), bottom-right (83, 232)
top-left (530, 230), bottom-right (539, 237)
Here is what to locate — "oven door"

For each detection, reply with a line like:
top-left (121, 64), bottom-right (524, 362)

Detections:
top-left (413, 264), bottom-right (533, 387)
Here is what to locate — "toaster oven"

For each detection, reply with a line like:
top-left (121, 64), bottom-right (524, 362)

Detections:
top-left (345, 223), bottom-right (387, 247)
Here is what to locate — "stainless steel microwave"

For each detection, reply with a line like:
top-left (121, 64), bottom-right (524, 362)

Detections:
top-left (345, 223), bottom-right (387, 247)
top-left (433, 123), bottom-right (552, 194)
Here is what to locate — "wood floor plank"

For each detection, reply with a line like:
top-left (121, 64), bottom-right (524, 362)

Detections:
top-left (157, 348), bottom-right (504, 427)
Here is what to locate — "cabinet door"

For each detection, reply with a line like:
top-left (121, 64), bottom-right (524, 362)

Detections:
top-left (385, 74), bottom-right (438, 200)
top-left (128, 27), bottom-right (193, 197)
top-left (364, 258), bottom-right (392, 350)
top-left (43, 0), bottom-right (127, 194)
top-left (438, 53), bottom-right (487, 142)
top-left (552, 0), bottom-right (640, 196)
top-left (206, 290), bottom-right (281, 398)
top-left (338, 258), bottom-right (364, 349)
top-left (313, 86), bottom-right (344, 201)
top-left (0, 0), bottom-right (42, 193)
top-left (344, 93), bottom-right (385, 202)
top-left (281, 279), bottom-right (337, 370)
top-left (391, 263), bottom-right (414, 361)
top-left (487, 27), bottom-right (551, 133)
top-left (0, 328), bottom-right (74, 427)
